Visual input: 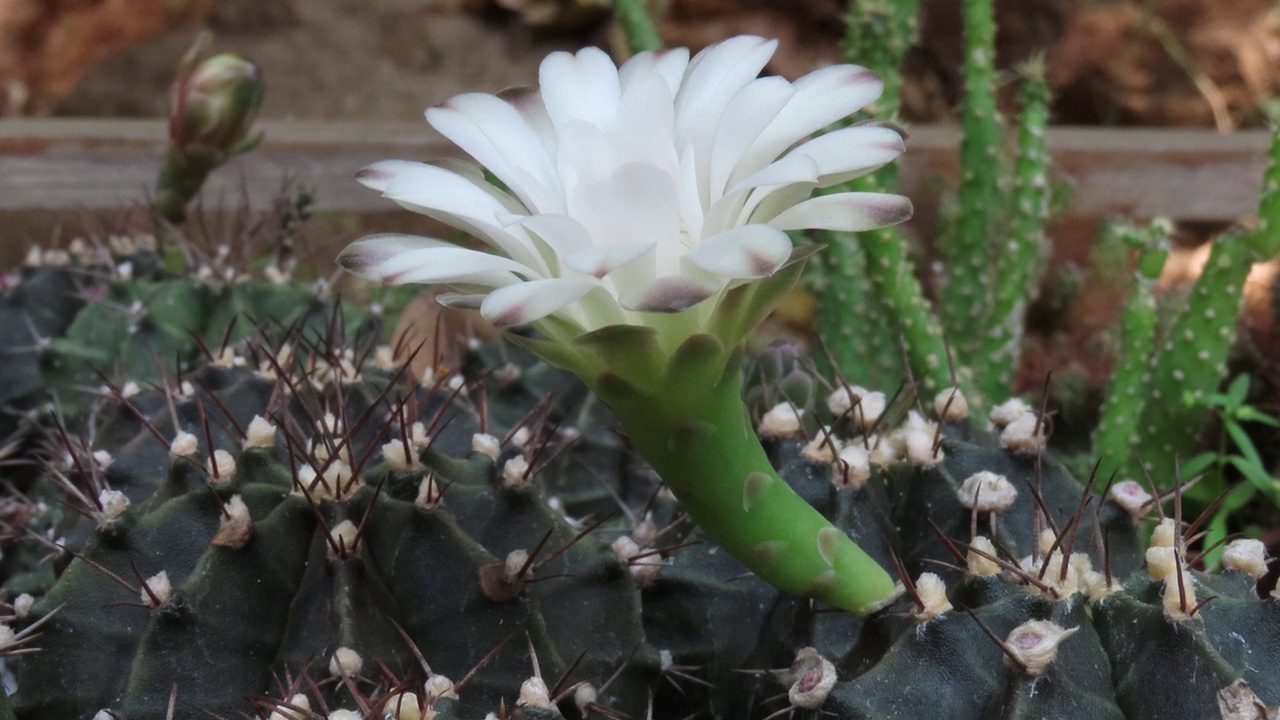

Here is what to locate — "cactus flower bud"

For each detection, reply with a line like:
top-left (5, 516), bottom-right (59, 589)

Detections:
top-left (155, 43), bottom-right (265, 224)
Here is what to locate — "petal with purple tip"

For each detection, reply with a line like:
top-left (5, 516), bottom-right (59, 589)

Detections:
top-left (356, 160), bottom-right (430, 193)
top-left (767, 192), bottom-right (913, 232)
top-left (480, 278), bottom-right (597, 327)
top-left (618, 276), bottom-right (719, 313)
top-left (683, 225), bottom-right (792, 279)
top-left (788, 125), bottom-right (906, 187)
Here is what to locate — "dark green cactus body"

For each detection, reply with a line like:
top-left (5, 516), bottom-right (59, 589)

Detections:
top-left (6, 312), bottom-right (1279, 719)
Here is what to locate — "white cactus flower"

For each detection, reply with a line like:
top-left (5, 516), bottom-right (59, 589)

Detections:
top-left (339, 36), bottom-right (910, 338)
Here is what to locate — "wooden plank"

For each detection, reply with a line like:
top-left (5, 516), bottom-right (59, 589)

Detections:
top-left (0, 119), bottom-right (1270, 222)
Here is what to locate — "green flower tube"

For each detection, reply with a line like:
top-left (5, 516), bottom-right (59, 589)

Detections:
top-left (340, 36), bottom-right (910, 613)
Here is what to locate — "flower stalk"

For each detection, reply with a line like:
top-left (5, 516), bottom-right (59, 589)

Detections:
top-left (592, 335), bottom-right (900, 612)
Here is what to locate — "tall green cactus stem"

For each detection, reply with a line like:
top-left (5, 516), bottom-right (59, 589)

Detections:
top-left (1132, 233), bottom-right (1252, 488)
top-left (841, 0), bottom-right (918, 121)
top-left (613, 0), bottom-right (662, 54)
top-left (585, 332), bottom-right (901, 613)
top-left (1253, 117), bottom-right (1280, 258)
top-left (813, 0), bottom-right (923, 386)
top-left (976, 60), bottom-right (1051, 401)
top-left (940, 0), bottom-right (1001, 354)
top-left (1092, 223), bottom-right (1169, 485)
top-left (855, 228), bottom-right (956, 396)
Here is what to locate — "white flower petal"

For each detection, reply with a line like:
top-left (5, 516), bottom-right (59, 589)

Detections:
top-left (349, 244), bottom-right (534, 287)
top-left (540, 47), bottom-right (621, 133)
top-left (515, 214), bottom-right (595, 257)
top-left (733, 64), bottom-right (884, 185)
top-left (618, 276), bottom-right (719, 313)
top-left (436, 293), bottom-right (486, 309)
top-left (707, 77), bottom-right (794, 202)
top-left (336, 233), bottom-right (453, 276)
top-left (682, 226), bottom-right (792, 279)
top-left (347, 35), bottom-right (911, 337)
top-left (767, 192), bottom-right (913, 232)
top-left (481, 278), bottom-right (598, 327)
top-left (788, 125), bottom-right (906, 187)
top-left (426, 93), bottom-right (561, 213)
top-left (619, 48), bottom-right (690, 97)
top-left (356, 159), bottom-right (431, 193)
top-left (564, 243), bottom-right (656, 279)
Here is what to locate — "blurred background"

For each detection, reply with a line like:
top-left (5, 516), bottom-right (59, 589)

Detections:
top-left (2, 0), bottom-right (1277, 130)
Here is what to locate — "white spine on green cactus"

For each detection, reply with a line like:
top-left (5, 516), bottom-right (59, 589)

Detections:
top-left (503, 549), bottom-right (531, 585)
top-left (212, 495), bottom-right (253, 549)
top-left (575, 683), bottom-right (599, 714)
top-left (91, 450), bottom-right (113, 469)
top-left (867, 434), bottom-right (898, 466)
top-left (141, 571), bottom-right (172, 609)
top-left (13, 593), bottom-right (33, 618)
top-left (1150, 517), bottom-right (1180, 549)
top-left (966, 536), bottom-right (1001, 576)
top-left (169, 430), bottom-right (199, 458)
top-left (758, 402), bottom-right (802, 438)
top-left (1109, 480), bottom-right (1153, 520)
top-left (244, 415), bottom-right (278, 449)
top-left (424, 674), bottom-right (458, 703)
top-left (1146, 546), bottom-right (1178, 582)
top-left (933, 387), bottom-right (969, 422)
top-left (834, 444), bottom-right (871, 488)
top-left (416, 474), bottom-right (445, 509)
top-left (329, 647), bottom-right (363, 677)
top-left (374, 345), bottom-right (397, 370)
top-left (989, 398), bottom-right (1032, 427)
top-left (999, 413), bottom-right (1048, 453)
top-left (1222, 539), bottom-right (1267, 578)
top-left (1083, 568), bottom-right (1119, 601)
top-left (1162, 569), bottom-right (1199, 622)
top-left (957, 471), bottom-right (1016, 513)
top-left (267, 694), bottom-right (310, 720)
top-left (206, 449), bottom-right (237, 485)
top-left (518, 676), bottom-right (554, 709)
top-left (612, 535), bottom-right (661, 586)
top-left (912, 572), bottom-right (952, 621)
top-left (97, 489), bottom-right (129, 524)
top-left (382, 439), bottom-right (423, 472)
top-left (510, 426), bottom-right (533, 449)
top-left (903, 427), bottom-right (943, 467)
top-left (472, 433), bottom-right (501, 459)
top-left (384, 692), bottom-right (423, 720)
top-left (502, 455), bottom-right (531, 486)
top-left (326, 520), bottom-right (360, 561)
top-left (1004, 620), bottom-right (1078, 676)
top-left (800, 425), bottom-right (841, 462)
top-left (827, 386), bottom-right (885, 430)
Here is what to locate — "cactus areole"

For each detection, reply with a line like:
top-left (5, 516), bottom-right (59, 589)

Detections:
top-left (339, 36), bottom-right (912, 612)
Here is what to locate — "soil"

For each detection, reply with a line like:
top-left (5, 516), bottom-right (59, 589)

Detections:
top-left (46, 0), bottom-right (1280, 129)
